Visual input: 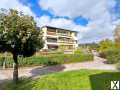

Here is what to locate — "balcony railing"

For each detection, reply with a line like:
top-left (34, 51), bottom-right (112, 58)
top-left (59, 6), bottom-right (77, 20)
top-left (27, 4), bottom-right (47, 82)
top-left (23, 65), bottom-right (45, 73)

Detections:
top-left (57, 33), bottom-right (71, 37)
top-left (47, 31), bottom-right (73, 37)
top-left (47, 32), bottom-right (57, 35)
top-left (47, 38), bottom-right (57, 43)
top-left (58, 40), bottom-right (75, 44)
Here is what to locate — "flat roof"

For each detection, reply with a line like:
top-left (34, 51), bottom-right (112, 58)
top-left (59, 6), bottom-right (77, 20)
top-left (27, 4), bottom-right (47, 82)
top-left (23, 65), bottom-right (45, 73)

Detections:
top-left (41, 26), bottom-right (78, 33)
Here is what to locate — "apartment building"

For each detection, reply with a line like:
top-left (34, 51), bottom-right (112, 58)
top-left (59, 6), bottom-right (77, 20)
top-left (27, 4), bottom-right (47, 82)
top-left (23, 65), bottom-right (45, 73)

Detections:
top-left (41, 26), bottom-right (78, 51)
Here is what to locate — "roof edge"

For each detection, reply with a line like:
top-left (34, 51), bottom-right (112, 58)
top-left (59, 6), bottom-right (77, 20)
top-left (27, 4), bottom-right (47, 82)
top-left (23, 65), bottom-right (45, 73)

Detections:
top-left (41, 26), bottom-right (78, 33)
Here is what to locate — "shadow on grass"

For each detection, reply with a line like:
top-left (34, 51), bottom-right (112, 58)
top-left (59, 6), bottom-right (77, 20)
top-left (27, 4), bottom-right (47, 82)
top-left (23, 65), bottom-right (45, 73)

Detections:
top-left (89, 72), bottom-right (120, 90)
top-left (0, 77), bottom-right (32, 90)
top-left (1, 70), bottom-right (120, 90)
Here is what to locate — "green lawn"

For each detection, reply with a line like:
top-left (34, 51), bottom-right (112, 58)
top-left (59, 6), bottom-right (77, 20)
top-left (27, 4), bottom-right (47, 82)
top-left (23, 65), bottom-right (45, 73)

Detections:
top-left (1, 69), bottom-right (120, 90)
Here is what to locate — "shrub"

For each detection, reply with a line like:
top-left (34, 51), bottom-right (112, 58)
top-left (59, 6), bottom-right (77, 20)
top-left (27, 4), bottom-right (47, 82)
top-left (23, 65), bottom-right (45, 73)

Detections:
top-left (74, 49), bottom-right (82, 54)
top-left (0, 53), bottom-right (93, 68)
top-left (100, 48), bottom-right (120, 64)
top-left (48, 53), bottom-right (93, 64)
top-left (99, 52), bottom-right (107, 58)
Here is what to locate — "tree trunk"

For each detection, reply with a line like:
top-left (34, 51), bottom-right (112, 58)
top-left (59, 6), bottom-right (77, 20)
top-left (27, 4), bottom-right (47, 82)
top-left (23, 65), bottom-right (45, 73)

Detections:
top-left (13, 54), bottom-right (18, 84)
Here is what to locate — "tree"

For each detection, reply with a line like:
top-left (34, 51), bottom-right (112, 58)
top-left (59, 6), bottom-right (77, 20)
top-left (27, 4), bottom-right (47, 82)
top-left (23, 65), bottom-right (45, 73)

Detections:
top-left (98, 39), bottom-right (115, 52)
top-left (113, 24), bottom-right (120, 38)
top-left (0, 9), bottom-right (43, 83)
top-left (113, 24), bottom-right (120, 48)
top-left (115, 37), bottom-right (120, 48)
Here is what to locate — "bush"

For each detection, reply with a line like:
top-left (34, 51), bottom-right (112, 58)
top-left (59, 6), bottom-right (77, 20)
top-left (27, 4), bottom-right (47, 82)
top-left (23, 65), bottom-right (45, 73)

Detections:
top-left (99, 52), bottom-right (107, 58)
top-left (99, 48), bottom-right (120, 64)
top-left (0, 53), bottom-right (93, 68)
top-left (48, 53), bottom-right (93, 64)
top-left (74, 49), bottom-right (82, 54)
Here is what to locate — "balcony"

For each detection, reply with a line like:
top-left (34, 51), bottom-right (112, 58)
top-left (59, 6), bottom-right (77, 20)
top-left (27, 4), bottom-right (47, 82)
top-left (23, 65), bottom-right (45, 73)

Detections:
top-left (47, 38), bottom-right (58, 45)
top-left (46, 31), bottom-right (58, 38)
top-left (57, 33), bottom-right (71, 37)
top-left (47, 31), bottom-right (56, 35)
top-left (58, 40), bottom-right (75, 44)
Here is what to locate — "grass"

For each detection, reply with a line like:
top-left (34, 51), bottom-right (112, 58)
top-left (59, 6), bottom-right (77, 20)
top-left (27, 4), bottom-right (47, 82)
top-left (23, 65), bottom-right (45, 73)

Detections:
top-left (0, 69), bottom-right (120, 90)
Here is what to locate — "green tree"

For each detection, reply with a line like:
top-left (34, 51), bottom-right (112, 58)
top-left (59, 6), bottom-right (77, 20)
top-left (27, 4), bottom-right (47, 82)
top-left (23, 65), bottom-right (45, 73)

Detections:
top-left (113, 24), bottom-right (120, 38)
top-left (99, 39), bottom-right (115, 52)
top-left (115, 37), bottom-right (120, 48)
top-left (0, 9), bottom-right (43, 83)
top-left (113, 24), bottom-right (120, 48)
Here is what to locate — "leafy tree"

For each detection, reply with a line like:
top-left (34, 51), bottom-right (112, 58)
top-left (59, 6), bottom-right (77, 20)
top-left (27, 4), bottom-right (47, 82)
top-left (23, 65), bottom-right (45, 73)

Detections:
top-left (0, 9), bottom-right (43, 83)
top-left (98, 39), bottom-right (115, 52)
top-left (115, 37), bottom-right (120, 48)
top-left (113, 24), bottom-right (120, 38)
top-left (79, 43), bottom-right (99, 51)
top-left (113, 24), bottom-right (120, 48)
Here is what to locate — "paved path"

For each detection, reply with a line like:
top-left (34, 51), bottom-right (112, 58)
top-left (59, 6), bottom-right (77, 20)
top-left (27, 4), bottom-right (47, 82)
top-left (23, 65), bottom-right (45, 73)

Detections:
top-left (0, 72), bottom-right (7, 80)
top-left (0, 56), bottom-right (119, 82)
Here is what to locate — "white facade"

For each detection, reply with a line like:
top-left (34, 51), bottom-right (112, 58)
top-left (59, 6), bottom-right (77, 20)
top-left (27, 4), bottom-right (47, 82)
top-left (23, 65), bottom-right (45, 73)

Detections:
top-left (41, 26), bottom-right (78, 50)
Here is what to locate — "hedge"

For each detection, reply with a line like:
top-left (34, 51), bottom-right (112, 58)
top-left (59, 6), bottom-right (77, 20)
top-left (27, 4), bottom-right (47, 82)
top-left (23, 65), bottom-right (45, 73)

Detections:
top-left (0, 53), bottom-right (93, 68)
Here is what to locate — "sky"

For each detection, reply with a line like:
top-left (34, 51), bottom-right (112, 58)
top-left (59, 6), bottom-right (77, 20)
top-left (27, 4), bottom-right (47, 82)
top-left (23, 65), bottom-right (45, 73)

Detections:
top-left (0, 0), bottom-right (120, 43)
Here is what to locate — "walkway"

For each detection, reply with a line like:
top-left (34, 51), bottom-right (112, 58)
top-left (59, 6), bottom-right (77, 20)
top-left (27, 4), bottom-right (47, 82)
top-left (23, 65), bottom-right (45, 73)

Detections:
top-left (0, 56), bottom-right (119, 81)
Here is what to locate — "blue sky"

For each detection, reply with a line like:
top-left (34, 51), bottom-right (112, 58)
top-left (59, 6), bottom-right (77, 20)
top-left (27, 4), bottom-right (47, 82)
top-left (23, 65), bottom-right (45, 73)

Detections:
top-left (19, 0), bottom-right (89, 26)
top-left (0, 0), bottom-right (120, 43)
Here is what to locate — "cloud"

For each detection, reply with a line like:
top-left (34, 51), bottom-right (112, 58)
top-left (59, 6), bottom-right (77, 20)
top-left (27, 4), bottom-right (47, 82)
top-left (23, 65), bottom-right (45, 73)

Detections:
top-left (39, 0), bottom-right (116, 19)
top-left (0, 0), bottom-right (35, 17)
top-left (0, 0), bottom-right (119, 43)
top-left (39, 0), bottom-right (119, 43)
top-left (35, 15), bottom-right (90, 40)
top-left (36, 15), bottom-right (88, 32)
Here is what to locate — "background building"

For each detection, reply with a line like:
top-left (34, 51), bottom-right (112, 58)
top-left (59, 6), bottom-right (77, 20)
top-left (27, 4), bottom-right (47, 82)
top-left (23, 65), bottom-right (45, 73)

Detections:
top-left (41, 26), bottom-right (78, 51)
